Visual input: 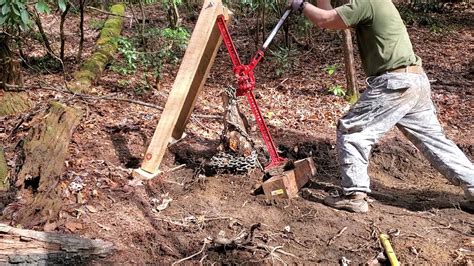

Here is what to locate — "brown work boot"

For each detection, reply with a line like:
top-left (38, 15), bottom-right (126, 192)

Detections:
top-left (324, 192), bottom-right (369, 213)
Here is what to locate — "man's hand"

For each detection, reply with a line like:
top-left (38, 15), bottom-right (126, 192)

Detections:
top-left (288, 0), bottom-right (306, 12)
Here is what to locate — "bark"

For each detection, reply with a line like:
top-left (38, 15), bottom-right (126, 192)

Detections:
top-left (0, 223), bottom-right (113, 264)
top-left (13, 102), bottom-right (82, 227)
top-left (69, 3), bottom-right (125, 92)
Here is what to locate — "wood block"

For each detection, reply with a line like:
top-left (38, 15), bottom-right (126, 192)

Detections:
top-left (262, 158), bottom-right (316, 199)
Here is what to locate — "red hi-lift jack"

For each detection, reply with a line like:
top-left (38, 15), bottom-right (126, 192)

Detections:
top-left (216, 9), bottom-right (292, 170)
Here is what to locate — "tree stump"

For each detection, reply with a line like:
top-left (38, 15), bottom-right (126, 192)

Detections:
top-left (220, 87), bottom-right (253, 156)
top-left (12, 102), bottom-right (82, 227)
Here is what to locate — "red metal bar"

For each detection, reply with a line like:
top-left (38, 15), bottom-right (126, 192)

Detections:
top-left (216, 15), bottom-right (286, 170)
top-left (216, 15), bottom-right (241, 69)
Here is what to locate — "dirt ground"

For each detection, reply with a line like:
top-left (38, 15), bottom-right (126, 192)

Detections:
top-left (1, 3), bottom-right (473, 265)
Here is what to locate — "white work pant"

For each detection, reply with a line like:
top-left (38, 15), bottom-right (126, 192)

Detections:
top-left (337, 72), bottom-right (474, 199)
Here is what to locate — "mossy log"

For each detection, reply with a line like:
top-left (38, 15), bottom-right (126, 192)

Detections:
top-left (13, 102), bottom-right (82, 227)
top-left (0, 148), bottom-right (7, 190)
top-left (0, 223), bottom-right (113, 264)
top-left (69, 4), bottom-right (125, 92)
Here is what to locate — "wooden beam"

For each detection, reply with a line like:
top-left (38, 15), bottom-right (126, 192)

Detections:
top-left (134, 0), bottom-right (230, 178)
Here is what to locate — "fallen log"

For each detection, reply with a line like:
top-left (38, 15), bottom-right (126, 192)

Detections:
top-left (69, 3), bottom-right (125, 92)
top-left (0, 223), bottom-right (113, 264)
top-left (12, 102), bottom-right (82, 227)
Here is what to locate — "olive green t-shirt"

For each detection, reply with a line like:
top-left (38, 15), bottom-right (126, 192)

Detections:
top-left (335, 0), bottom-right (421, 76)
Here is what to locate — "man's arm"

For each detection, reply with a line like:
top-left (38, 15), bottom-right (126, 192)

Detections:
top-left (316, 0), bottom-right (333, 10)
top-left (302, 3), bottom-right (347, 30)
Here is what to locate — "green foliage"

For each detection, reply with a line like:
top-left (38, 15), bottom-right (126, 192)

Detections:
top-left (110, 26), bottom-right (190, 92)
top-left (328, 85), bottom-right (346, 97)
top-left (89, 18), bottom-right (104, 31)
top-left (323, 64), bottom-right (339, 76)
top-left (270, 46), bottom-right (297, 77)
top-left (0, 0), bottom-right (30, 30)
top-left (323, 64), bottom-right (346, 97)
top-left (110, 36), bottom-right (138, 75)
top-left (161, 0), bottom-right (181, 8)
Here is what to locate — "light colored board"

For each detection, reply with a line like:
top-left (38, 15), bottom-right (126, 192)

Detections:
top-left (136, 0), bottom-right (230, 176)
top-left (262, 158), bottom-right (316, 199)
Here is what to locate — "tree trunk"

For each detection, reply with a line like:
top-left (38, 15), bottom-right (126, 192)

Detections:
top-left (33, 12), bottom-right (56, 58)
top-left (77, 0), bottom-right (85, 61)
top-left (167, 0), bottom-right (180, 29)
top-left (334, 0), bottom-right (359, 103)
top-left (12, 102), bottom-right (82, 227)
top-left (60, 4), bottom-right (71, 63)
top-left (0, 34), bottom-right (30, 116)
top-left (0, 35), bottom-right (23, 90)
top-left (342, 29), bottom-right (359, 103)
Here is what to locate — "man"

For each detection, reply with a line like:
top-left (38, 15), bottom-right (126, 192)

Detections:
top-left (288, 0), bottom-right (474, 213)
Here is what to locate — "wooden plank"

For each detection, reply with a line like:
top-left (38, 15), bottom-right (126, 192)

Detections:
top-left (135, 0), bottom-right (230, 177)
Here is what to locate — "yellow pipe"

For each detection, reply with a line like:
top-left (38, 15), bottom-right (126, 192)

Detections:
top-left (380, 234), bottom-right (400, 266)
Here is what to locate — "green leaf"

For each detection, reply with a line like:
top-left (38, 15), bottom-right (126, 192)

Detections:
top-left (58, 0), bottom-right (66, 12)
top-left (12, 5), bottom-right (20, 16)
top-left (2, 4), bottom-right (11, 15)
top-left (0, 0), bottom-right (6, 5)
top-left (20, 9), bottom-right (28, 25)
top-left (0, 15), bottom-right (8, 25)
top-left (35, 1), bottom-right (50, 14)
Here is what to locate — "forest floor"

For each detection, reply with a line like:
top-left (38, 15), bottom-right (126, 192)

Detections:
top-left (1, 3), bottom-right (473, 265)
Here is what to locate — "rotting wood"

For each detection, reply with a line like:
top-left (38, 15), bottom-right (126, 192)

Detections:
top-left (0, 147), bottom-right (8, 190)
top-left (13, 102), bottom-right (82, 227)
top-left (69, 3), bottom-right (125, 93)
top-left (134, 0), bottom-right (231, 178)
top-left (0, 223), bottom-right (113, 264)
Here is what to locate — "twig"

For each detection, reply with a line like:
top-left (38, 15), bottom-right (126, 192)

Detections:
top-left (256, 244), bottom-right (299, 259)
top-left (172, 238), bottom-right (210, 266)
top-left (86, 6), bottom-right (134, 19)
top-left (327, 226), bottom-right (348, 246)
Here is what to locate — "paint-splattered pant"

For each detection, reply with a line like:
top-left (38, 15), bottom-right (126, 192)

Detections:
top-left (336, 71), bottom-right (474, 199)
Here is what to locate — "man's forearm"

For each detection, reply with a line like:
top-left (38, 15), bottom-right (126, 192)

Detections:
top-left (302, 3), bottom-right (347, 30)
top-left (317, 0), bottom-right (332, 10)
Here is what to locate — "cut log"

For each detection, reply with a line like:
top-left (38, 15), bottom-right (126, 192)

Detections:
top-left (13, 102), bottom-right (82, 227)
top-left (0, 223), bottom-right (113, 264)
top-left (134, 0), bottom-right (231, 178)
top-left (0, 148), bottom-right (7, 190)
top-left (69, 4), bottom-right (125, 93)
